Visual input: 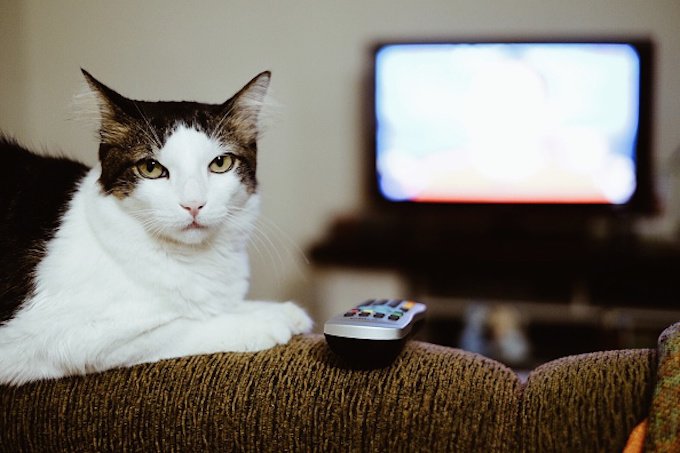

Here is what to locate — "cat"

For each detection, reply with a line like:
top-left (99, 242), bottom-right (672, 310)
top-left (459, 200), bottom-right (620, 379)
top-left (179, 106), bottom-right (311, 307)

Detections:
top-left (0, 70), bottom-right (313, 386)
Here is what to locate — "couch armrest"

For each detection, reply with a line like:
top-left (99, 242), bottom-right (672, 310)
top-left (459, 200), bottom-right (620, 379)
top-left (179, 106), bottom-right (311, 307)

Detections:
top-left (646, 321), bottom-right (680, 452)
top-left (520, 348), bottom-right (656, 452)
top-left (0, 335), bottom-right (521, 452)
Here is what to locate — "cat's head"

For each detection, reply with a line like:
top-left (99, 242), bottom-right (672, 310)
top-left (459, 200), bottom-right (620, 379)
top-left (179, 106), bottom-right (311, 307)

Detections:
top-left (82, 69), bottom-right (270, 246)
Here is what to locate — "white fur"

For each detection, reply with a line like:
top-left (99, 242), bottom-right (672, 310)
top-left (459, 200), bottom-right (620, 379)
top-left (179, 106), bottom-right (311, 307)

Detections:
top-left (0, 126), bottom-right (312, 386)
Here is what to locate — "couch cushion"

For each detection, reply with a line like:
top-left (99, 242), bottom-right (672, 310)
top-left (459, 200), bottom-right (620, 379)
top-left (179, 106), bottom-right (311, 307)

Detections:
top-left (0, 334), bottom-right (522, 452)
top-left (519, 348), bottom-right (657, 453)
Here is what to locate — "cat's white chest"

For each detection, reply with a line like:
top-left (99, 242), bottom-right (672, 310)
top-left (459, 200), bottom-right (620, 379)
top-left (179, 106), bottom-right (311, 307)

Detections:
top-left (36, 168), bottom-right (252, 317)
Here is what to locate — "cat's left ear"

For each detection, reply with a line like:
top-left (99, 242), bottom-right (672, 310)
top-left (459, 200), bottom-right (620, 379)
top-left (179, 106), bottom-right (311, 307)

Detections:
top-left (219, 71), bottom-right (271, 145)
top-left (81, 69), bottom-right (142, 145)
top-left (81, 69), bottom-right (138, 121)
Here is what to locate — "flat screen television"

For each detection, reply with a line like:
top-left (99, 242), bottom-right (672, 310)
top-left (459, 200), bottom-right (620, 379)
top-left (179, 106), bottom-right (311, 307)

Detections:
top-left (371, 39), bottom-right (656, 223)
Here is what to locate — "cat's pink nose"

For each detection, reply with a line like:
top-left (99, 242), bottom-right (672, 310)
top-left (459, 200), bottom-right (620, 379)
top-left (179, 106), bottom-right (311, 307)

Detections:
top-left (181, 202), bottom-right (204, 218)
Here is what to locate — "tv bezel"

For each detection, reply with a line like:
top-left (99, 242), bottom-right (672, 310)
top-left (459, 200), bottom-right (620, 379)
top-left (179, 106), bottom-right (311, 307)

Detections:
top-left (368, 38), bottom-right (657, 220)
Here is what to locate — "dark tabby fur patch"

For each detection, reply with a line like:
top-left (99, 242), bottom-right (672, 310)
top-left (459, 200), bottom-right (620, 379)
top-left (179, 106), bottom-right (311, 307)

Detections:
top-left (0, 137), bottom-right (88, 324)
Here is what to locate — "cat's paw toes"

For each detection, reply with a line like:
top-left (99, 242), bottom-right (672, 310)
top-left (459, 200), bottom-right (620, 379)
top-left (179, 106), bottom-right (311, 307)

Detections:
top-left (236, 301), bottom-right (312, 352)
top-left (280, 301), bottom-right (313, 334)
top-left (273, 324), bottom-right (295, 345)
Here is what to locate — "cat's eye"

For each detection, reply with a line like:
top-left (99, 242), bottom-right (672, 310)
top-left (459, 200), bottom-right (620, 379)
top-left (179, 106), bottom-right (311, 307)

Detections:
top-left (136, 159), bottom-right (168, 179)
top-left (209, 154), bottom-right (235, 174)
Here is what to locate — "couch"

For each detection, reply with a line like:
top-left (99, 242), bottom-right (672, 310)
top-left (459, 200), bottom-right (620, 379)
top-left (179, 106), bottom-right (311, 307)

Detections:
top-left (1, 321), bottom-right (678, 452)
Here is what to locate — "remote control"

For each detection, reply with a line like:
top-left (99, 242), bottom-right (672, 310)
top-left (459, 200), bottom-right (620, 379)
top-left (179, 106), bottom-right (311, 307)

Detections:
top-left (324, 299), bottom-right (427, 368)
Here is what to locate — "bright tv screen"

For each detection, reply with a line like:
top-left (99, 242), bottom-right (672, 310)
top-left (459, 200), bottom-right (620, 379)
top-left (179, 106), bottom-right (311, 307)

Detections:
top-left (374, 41), bottom-right (651, 206)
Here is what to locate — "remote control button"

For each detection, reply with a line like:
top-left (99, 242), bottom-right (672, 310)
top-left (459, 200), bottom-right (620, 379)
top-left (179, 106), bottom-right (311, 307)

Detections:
top-left (359, 311), bottom-right (371, 317)
top-left (388, 300), bottom-right (402, 308)
top-left (388, 314), bottom-right (401, 321)
top-left (373, 313), bottom-right (385, 319)
top-left (362, 300), bottom-right (374, 306)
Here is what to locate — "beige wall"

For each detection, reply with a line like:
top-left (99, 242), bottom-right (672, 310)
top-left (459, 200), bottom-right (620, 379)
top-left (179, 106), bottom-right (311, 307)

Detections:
top-left (2, 1), bottom-right (680, 309)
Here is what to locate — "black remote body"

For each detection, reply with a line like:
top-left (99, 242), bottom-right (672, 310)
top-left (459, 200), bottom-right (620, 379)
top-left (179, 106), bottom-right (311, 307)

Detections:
top-left (324, 299), bottom-right (427, 368)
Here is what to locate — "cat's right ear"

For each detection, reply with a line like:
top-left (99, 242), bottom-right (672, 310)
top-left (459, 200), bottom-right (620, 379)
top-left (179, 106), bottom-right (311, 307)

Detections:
top-left (217, 71), bottom-right (272, 146)
top-left (81, 69), bottom-right (137, 139)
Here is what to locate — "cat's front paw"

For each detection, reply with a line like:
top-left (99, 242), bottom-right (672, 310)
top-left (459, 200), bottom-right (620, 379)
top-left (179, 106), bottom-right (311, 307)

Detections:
top-left (236, 301), bottom-right (312, 352)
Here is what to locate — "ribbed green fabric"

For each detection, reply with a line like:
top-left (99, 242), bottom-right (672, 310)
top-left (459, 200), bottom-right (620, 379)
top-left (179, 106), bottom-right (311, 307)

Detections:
top-left (646, 321), bottom-right (680, 452)
top-left (519, 349), bottom-right (656, 453)
top-left (0, 335), bottom-right (522, 452)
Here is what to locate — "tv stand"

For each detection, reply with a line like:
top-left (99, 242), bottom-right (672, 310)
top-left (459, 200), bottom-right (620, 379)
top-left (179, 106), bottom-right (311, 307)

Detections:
top-left (310, 215), bottom-right (680, 363)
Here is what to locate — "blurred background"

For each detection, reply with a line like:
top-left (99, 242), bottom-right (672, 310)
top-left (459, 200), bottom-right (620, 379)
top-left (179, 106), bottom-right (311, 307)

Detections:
top-left (2, 0), bottom-right (680, 366)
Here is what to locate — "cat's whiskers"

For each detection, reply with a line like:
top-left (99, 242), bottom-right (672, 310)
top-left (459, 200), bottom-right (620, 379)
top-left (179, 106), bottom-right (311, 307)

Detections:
top-left (254, 214), bottom-right (309, 266)
top-left (240, 227), bottom-right (264, 258)
top-left (241, 228), bottom-right (273, 276)
top-left (125, 208), bottom-right (176, 241)
top-left (250, 223), bottom-right (286, 282)
top-left (218, 209), bottom-right (285, 285)
top-left (257, 219), bottom-right (308, 284)
top-left (225, 207), bottom-right (308, 285)
top-left (139, 219), bottom-right (171, 241)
